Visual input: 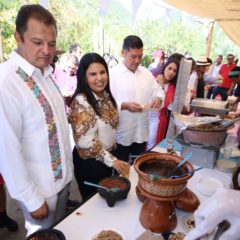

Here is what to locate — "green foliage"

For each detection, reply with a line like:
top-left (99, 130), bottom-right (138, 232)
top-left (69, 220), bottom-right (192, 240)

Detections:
top-left (0, 0), bottom-right (239, 62)
top-left (142, 54), bottom-right (151, 68)
top-left (211, 23), bottom-right (240, 61)
top-left (49, 0), bottom-right (98, 53)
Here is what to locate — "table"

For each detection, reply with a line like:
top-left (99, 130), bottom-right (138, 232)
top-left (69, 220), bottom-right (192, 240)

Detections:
top-left (55, 147), bottom-right (232, 240)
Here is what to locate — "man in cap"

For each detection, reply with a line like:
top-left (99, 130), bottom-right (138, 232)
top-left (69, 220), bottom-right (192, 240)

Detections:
top-left (195, 56), bottom-right (211, 98)
top-left (228, 66), bottom-right (240, 105)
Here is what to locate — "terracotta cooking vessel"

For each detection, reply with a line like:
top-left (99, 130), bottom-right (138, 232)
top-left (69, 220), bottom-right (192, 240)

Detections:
top-left (183, 127), bottom-right (227, 146)
top-left (134, 152), bottom-right (195, 233)
top-left (134, 152), bottom-right (194, 198)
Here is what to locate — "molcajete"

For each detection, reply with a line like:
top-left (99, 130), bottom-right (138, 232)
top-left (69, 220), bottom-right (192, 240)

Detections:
top-left (98, 176), bottom-right (131, 207)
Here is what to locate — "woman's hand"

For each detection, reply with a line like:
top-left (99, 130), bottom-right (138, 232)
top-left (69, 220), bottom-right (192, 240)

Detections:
top-left (112, 160), bottom-right (130, 178)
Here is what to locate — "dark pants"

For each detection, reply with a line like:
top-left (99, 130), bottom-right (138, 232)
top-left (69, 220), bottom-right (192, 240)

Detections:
top-left (212, 86), bottom-right (229, 101)
top-left (207, 86), bottom-right (216, 99)
top-left (114, 142), bottom-right (146, 164)
top-left (73, 147), bottom-right (112, 202)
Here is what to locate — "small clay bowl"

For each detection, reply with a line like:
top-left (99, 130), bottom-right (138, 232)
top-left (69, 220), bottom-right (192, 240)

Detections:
top-left (98, 176), bottom-right (131, 207)
top-left (26, 229), bottom-right (66, 240)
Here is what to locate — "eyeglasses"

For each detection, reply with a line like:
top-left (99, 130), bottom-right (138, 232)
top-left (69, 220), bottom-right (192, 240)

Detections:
top-left (227, 57), bottom-right (234, 61)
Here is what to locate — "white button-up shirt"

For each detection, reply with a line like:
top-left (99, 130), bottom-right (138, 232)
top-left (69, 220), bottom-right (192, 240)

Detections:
top-left (0, 51), bottom-right (73, 212)
top-left (110, 62), bottom-right (165, 146)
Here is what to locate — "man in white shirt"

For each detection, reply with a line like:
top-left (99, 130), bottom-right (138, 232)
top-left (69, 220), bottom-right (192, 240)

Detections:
top-left (110, 35), bottom-right (164, 162)
top-left (0, 4), bottom-right (73, 236)
top-left (205, 55), bottom-right (223, 99)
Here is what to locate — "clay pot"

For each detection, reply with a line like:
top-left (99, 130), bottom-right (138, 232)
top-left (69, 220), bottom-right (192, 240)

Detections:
top-left (138, 184), bottom-right (177, 233)
top-left (174, 188), bottom-right (200, 212)
top-left (135, 184), bottom-right (146, 203)
top-left (26, 229), bottom-right (65, 240)
top-left (232, 165), bottom-right (240, 190)
top-left (183, 128), bottom-right (227, 146)
top-left (134, 152), bottom-right (194, 198)
top-left (134, 152), bottom-right (195, 233)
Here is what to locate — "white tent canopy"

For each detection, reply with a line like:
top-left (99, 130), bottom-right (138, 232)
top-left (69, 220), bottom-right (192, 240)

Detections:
top-left (164, 0), bottom-right (240, 46)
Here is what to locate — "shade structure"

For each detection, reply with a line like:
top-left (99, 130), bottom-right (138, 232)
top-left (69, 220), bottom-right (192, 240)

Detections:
top-left (164, 0), bottom-right (240, 46)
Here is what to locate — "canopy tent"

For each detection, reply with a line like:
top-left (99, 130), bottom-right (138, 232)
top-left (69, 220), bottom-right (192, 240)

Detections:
top-left (164, 0), bottom-right (240, 46)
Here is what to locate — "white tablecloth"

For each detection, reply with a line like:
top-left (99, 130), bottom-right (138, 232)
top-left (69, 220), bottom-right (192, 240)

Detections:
top-left (54, 147), bottom-right (232, 240)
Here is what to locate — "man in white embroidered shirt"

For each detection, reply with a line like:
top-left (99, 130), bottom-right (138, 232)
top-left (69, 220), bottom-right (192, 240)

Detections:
top-left (110, 35), bottom-right (165, 162)
top-left (0, 4), bottom-right (73, 236)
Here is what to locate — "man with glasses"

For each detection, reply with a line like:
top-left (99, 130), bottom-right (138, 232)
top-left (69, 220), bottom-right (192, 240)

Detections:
top-left (212, 54), bottom-right (236, 100)
top-left (109, 35), bottom-right (164, 163)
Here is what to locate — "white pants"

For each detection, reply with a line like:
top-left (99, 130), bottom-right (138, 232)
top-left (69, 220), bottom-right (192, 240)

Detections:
top-left (19, 183), bottom-right (70, 237)
top-left (147, 111), bottom-right (159, 150)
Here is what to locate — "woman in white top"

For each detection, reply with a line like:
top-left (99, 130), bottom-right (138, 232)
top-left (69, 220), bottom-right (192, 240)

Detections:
top-left (68, 53), bottom-right (129, 201)
top-left (147, 57), bottom-right (180, 149)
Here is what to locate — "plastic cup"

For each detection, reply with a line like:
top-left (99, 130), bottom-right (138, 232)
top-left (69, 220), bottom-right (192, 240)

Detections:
top-left (223, 147), bottom-right (232, 159)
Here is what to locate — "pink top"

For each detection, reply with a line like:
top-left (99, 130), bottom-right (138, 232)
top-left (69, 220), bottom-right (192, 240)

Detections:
top-left (54, 68), bottom-right (77, 96)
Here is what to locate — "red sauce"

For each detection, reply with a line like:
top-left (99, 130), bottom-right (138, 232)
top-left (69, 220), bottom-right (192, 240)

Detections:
top-left (100, 179), bottom-right (127, 190)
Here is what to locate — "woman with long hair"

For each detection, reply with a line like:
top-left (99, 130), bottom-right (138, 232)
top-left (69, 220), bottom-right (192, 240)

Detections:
top-left (155, 57), bottom-right (180, 144)
top-left (69, 53), bottom-right (129, 201)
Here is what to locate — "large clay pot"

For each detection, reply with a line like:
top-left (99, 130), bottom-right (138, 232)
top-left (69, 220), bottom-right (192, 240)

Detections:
top-left (138, 184), bottom-right (177, 233)
top-left (134, 152), bottom-right (194, 198)
top-left (134, 152), bottom-right (195, 233)
top-left (183, 127), bottom-right (227, 146)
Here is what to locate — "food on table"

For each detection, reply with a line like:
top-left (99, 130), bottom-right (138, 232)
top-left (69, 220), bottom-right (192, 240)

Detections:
top-left (168, 232), bottom-right (185, 240)
top-left (183, 214), bottom-right (195, 231)
top-left (29, 232), bottom-right (61, 240)
top-left (189, 123), bottom-right (217, 130)
top-left (100, 178), bottom-right (128, 191)
top-left (139, 159), bottom-right (185, 179)
top-left (92, 230), bottom-right (123, 240)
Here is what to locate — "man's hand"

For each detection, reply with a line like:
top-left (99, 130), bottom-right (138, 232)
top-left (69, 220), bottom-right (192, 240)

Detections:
top-left (121, 102), bottom-right (142, 112)
top-left (30, 202), bottom-right (49, 220)
top-left (149, 97), bottom-right (162, 109)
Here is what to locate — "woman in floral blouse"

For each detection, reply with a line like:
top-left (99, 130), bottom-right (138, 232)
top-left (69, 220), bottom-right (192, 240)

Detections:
top-left (69, 53), bottom-right (130, 201)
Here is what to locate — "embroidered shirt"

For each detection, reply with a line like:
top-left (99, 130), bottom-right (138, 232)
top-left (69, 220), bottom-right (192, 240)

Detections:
top-left (0, 51), bottom-right (73, 212)
top-left (68, 93), bottom-right (119, 167)
top-left (110, 62), bottom-right (165, 146)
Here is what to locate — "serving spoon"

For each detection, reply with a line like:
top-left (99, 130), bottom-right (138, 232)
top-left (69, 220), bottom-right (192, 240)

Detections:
top-left (84, 181), bottom-right (120, 192)
top-left (169, 166), bottom-right (203, 179)
top-left (167, 152), bottom-right (193, 178)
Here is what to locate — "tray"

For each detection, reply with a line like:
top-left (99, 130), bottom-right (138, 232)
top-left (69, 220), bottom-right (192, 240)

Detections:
top-left (191, 106), bottom-right (229, 117)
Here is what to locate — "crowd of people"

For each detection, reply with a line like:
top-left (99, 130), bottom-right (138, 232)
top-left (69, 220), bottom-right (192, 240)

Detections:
top-left (0, 3), bottom-right (240, 240)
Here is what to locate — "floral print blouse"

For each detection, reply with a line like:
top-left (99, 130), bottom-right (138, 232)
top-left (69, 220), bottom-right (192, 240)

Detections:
top-left (68, 92), bottom-right (119, 167)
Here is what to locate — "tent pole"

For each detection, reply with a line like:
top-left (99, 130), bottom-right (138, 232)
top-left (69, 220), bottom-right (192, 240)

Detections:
top-left (205, 21), bottom-right (214, 58)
